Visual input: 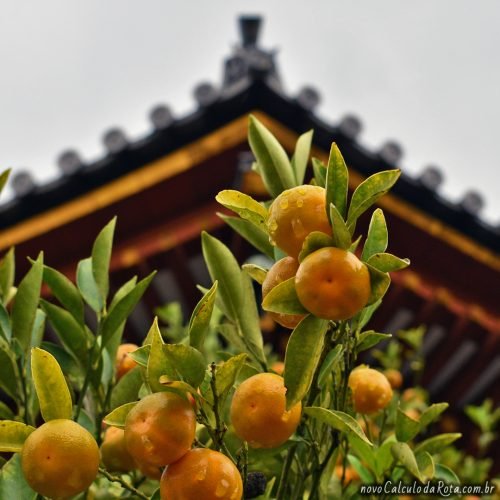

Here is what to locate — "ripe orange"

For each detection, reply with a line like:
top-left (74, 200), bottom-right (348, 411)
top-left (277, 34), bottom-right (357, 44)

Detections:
top-left (295, 247), bottom-right (370, 320)
top-left (262, 257), bottom-right (306, 329)
top-left (348, 367), bottom-right (393, 414)
top-left (271, 361), bottom-right (285, 375)
top-left (124, 392), bottom-right (196, 467)
top-left (136, 459), bottom-right (163, 480)
top-left (160, 448), bottom-right (243, 500)
top-left (230, 373), bottom-right (301, 448)
top-left (267, 185), bottom-right (332, 258)
top-left (100, 426), bottom-right (136, 473)
top-left (384, 368), bottom-right (403, 389)
top-left (21, 419), bottom-right (99, 499)
top-left (116, 343), bottom-right (138, 380)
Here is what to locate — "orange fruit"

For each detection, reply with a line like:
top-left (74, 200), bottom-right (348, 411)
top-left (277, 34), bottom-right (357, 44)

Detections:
top-left (348, 367), bottom-right (393, 414)
top-left (100, 426), bottom-right (136, 473)
top-left (136, 459), bottom-right (163, 480)
top-left (160, 448), bottom-right (243, 500)
top-left (116, 343), bottom-right (138, 380)
top-left (334, 465), bottom-right (360, 485)
top-left (230, 373), bottom-right (301, 448)
top-left (21, 419), bottom-right (99, 499)
top-left (262, 257), bottom-right (306, 329)
top-left (384, 369), bottom-right (403, 389)
top-left (271, 361), bottom-right (285, 375)
top-left (267, 185), bottom-right (332, 258)
top-left (124, 392), bottom-right (196, 467)
top-left (295, 247), bottom-right (371, 320)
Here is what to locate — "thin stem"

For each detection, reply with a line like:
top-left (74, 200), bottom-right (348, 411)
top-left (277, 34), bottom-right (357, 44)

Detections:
top-left (99, 468), bottom-right (149, 499)
top-left (74, 350), bottom-right (93, 421)
top-left (378, 409), bottom-right (388, 446)
top-left (362, 414), bottom-right (373, 443)
top-left (17, 358), bottom-right (32, 426)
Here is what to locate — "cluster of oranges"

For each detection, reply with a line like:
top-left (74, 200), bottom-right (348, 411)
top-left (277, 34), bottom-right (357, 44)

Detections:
top-left (263, 185), bottom-right (371, 327)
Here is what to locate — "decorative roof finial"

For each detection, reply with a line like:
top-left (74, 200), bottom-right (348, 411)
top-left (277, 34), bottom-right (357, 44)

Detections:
top-left (239, 16), bottom-right (262, 47)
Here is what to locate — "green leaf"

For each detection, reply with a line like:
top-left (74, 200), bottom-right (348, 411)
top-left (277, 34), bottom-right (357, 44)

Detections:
top-left (0, 304), bottom-right (11, 342)
top-left (189, 281), bottom-right (218, 351)
top-left (163, 344), bottom-right (207, 388)
top-left (312, 158), bottom-right (327, 187)
top-left (0, 421), bottom-right (35, 452)
top-left (291, 130), bottom-right (313, 185)
top-left (40, 299), bottom-right (90, 364)
top-left (219, 214), bottom-right (274, 259)
top-left (356, 331), bottom-right (391, 353)
top-left (367, 253), bottom-right (410, 273)
top-left (347, 170), bottom-right (401, 234)
top-left (91, 217), bottom-right (116, 302)
top-left (305, 407), bottom-right (372, 446)
top-left (414, 433), bottom-right (461, 455)
top-left (129, 344), bottom-right (150, 367)
top-left (416, 451), bottom-right (435, 482)
top-left (0, 169), bottom-right (11, 194)
top-left (0, 454), bottom-right (37, 500)
top-left (217, 323), bottom-right (248, 355)
top-left (40, 341), bottom-right (82, 383)
top-left (147, 318), bottom-right (174, 392)
top-left (31, 347), bottom-right (73, 421)
top-left (396, 408), bottom-right (421, 442)
top-left (420, 403), bottom-right (449, 429)
top-left (110, 366), bottom-right (143, 410)
top-left (201, 232), bottom-right (243, 322)
top-left (42, 265), bottom-right (84, 324)
top-left (100, 272), bottom-right (156, 348)
top-left (318, 344), bottom-right (344, 386)
top-left (326, 143), bottom-right (349, 220)
top-left (284, 316), bottom-right (328, 409)
top-left (76, 257), bottom-right (104, 313)
top-left (248, 115), bottom-right (295, 197)
top-left (374, 435), bottom-right (397, 478)
top-left (159, 379), bottom-right (202, 403)
top-left (329, 204), bottom-right (351, 250)
top-left (347, 454), bottom-right (374, 484)
top-left (11, 252), bottom-right (43, 352)
top-left (353, 300), bottom-right (382, 332)
top-left (391, 442), bottom-right (423, 482)
top-left (214, 353), bottom-right (247, 403)
top-left (0, 344), bottom-right (18, 400)
top-left (366, 264), bottom-right (391, 304)
top-left (216, 190), bottom-right (268, 230)
top-left (361, 209), bottom-right (388, 261)
top-left (298, 231), bottom-right (335, 263)
top-left (0, 248), bottom-right (15, 304)
top-left (109, 276), bottom-right (137, 311)
top-left (242, 263), bottom-right (268, 285)
top-left (29, 309), bottom-right (46, 349)
top-left (103, 402), bottom-right (137, 429)
top-left (434, 464), bottom-right (460, 485)
top-left (262, 277), bottom-right (308, 315)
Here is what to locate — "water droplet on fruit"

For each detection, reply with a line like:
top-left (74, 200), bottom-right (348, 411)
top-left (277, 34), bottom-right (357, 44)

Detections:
top-left (269, 219), bottom-right (278, 232)
top-left (195, 462), bottom-right (208, 481)
top-left (279, 199), bottom-right (289, 210)
top-left (141, 435), bottom-right (154, 452)
top-left (215, 479), bottom-right (230, 497)
top-left (296, 198), bottom-right (304, 207)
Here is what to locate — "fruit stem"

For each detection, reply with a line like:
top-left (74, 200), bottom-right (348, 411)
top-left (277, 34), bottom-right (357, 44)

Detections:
top-left (98, 468), bottom-right (149, 499)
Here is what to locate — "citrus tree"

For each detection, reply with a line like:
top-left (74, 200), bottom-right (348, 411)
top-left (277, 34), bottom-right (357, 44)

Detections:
top-left (0, 116), bottom-right (488, 499)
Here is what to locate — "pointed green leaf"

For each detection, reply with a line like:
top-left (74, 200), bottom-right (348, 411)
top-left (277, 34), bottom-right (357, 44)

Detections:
top-left (318, 344), bottom-right (344, 386)
top-left (77, 257), bottom-right (104, 313)
top-left (219, 214), bottom-right (274, 259)
top-left (40, 299), bottom-right (90, 364)
top-left (391, 442), bottom-right (423, 482)
top-left (420, 403), bottom-right (449, 429)
top-left (0, 421), bottom-right (35, 452)
top-left (217, 323), bottom-right (248, 355)
top-left (91, 217), bottom-right (116, 302)
top-left (163, 344), bottom-right (206, 388)
top-left (349, 235), bottom-right (362, 253)
top-left (262, 276), bottom-right (308, 315)
top-left (353, 300), bottom-right (382, 332)
top-left (31, 347), bottom-right (72, 421)
top-left (0, 344), bottom-right (19, 400)
top-left (329, 204), bottom-right (351, 250)
top-left (42, 265), bottom-right (84, 324)
top-left (366, 264), bottom-right (391, 304)
top-left (326, 143), bottom-right (349, 220)
top-left (201, 232), bottom-right (243, 322)
top-left (312, 158), bottom-right (327, 187)
top-left (374, 435), bottom-right (397, 478)
top-left (298, 231), bottom-right (335, 263)
top-left (396, 408), bottom-right (421, 442)
top-left (434, 464), bottom-right (460, 485)
top-left (414, 433), bottom-right (461, 455)
top-left (147, 317), bottom-right (174, 392)
top-left (214, 353), bottom-right (247, 402)
top-left (11, 253), bottom-right (43, 352)
top-left (284, 316), bottom-right (328, 409)
top-left (29, 308), bottom-right (46, 349)
top-left (291, 130), bottom-right (313, 185)
top-left (0, 248), bottom-right (15, 304)
top-left (356, 331), bottom-right (391, 353)
top-left (248, 115), bottom-right (295, 197)
top-left (216, 190), bottom-right (268, 230)
top-left (159, 379), bottom-right (202, 403)
top-left (110, 366), bottom-right (143, 410)
top-left (0, 304), bottom-right (11, 342)
top-left (242, 263), bottom-right (268, 285)
top-left (367, 253), bottom-right (410, 273)
top-left (103, 402), bottom-right (137, 429)
top-left (361, 209), bottom-right (388, 261)
top-left (347, 170), bottom-right (401, 234)
top-left (0, 169), bottom-right (11, 194)
top-left (128, 344), bottom-right (150, 367)
top-left (101, 272), bottom-right (156, 347)
top-left (416, 451), bottom-right (435, 482)
top-left (348, 454), bottom-right (375, 484)
top-left (189, 281), bottom-right (218, 351)
top-left (305, 407), bottom-right (372, 446)
top-left (0, 454), bottom-right (37, 500)
top-left (109, 276), bottom-right (137, 311)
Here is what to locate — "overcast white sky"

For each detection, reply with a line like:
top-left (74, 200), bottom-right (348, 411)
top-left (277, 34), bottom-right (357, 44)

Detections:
top-left (1, 1), bottom-right (499, 224)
